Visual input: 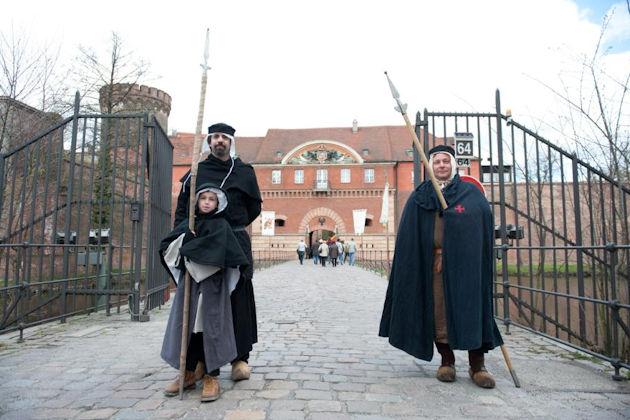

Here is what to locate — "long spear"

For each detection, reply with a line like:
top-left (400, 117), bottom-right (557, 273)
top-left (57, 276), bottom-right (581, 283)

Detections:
top-left (178, 28), bottom-right (211, 399)
top-left (384, 72), bottom-right (521, 388)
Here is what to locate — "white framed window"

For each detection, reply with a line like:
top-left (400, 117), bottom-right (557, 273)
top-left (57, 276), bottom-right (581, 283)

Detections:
top-left (271, 170), bottom-right (281, 184)
top-left (294, 169), bottom-right (304, 184)
top-left (340, 168), bottom-right (351, 183)
top-left (364, 168), bottom-right (374, 183)
top-left (316, 169), bottom-right (328, 189)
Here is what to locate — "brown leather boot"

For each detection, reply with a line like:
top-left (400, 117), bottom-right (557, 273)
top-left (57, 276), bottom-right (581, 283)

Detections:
top-left (468, 350), bottom-right (496, 389)
top-left (435, 342), bottom-right (456, 382)
top-left (163, 370), bottom-right (197, 396)
top-left (201, 374), bottom-right (219, 402)
top-left (231, 360), bottom-right (251, 381)
top-left (194, 361), bottom-right (205, 381)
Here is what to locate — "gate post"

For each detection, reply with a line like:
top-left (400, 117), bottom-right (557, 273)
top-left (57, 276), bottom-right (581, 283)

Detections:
top-left (130, 114), bottom-right (150, 322)
top-left (60, 91), bottom-right (81, 323)
top-left (571, 154), bottom-right (587, 339)
top-left (495, 89), bottom-right (511, 334)
top-left (0, 153), bottom-right (4, 220)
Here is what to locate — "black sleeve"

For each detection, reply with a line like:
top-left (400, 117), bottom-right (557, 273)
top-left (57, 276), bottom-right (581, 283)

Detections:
top-left (174, 182), bottom-right (190, 227)
top-left (245, 168), bottom-right (262, 225)
top-left (246, 198), bottom-right (262, 226)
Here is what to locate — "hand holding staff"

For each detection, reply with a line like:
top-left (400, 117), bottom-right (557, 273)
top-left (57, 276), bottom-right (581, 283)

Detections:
top-left (384, 72), bottom-right (520, 388)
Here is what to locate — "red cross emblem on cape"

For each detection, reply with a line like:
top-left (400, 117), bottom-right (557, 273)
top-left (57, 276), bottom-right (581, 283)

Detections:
top-left (455, 204), bottom-right (466, 213)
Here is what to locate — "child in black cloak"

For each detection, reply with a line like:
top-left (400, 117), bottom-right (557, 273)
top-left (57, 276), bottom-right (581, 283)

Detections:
top-left (159, 183), bottom-right (249, 402)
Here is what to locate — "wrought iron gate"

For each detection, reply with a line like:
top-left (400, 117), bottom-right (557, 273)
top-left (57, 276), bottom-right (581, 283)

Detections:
top-left (0, 93), bottom-right (173, 338)
top-left (414, 90), bottom-right (630, 378)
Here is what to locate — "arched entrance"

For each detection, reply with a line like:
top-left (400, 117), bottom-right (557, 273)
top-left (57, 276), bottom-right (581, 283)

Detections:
top-left (299, 207), bottom-right (345, 255)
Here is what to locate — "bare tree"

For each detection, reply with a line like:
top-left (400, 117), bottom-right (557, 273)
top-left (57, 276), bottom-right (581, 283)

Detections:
top-left (0, 25), bottom-right (69, 153)
top-left (537, 9), bottom-right (629, 181)
top-left (537, 6), bottom-right (630, 363)
top-left (69, 32), bottom-right (152, 226)
top-left (72, 31), bottom-right (151, 114)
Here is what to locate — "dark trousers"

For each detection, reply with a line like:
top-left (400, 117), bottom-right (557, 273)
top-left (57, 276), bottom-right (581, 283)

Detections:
top-left (187, 332), bottom-right (249, 377)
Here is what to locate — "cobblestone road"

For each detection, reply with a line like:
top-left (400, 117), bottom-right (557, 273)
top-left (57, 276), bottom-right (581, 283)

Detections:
top-left (0, 261), bottom-right (629, 419)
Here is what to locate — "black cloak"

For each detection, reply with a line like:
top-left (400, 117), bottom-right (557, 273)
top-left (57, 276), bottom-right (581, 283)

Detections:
top-left (175, 155), bottom-right (262, 231)
top-left (379, 175), bottom-right (503, 361)
top-left (174, 155), bottom-right (262, 359)
top-left (160, 185), bottom-right (250, 373)
top-left (159, 212), bottom-right (249, 278)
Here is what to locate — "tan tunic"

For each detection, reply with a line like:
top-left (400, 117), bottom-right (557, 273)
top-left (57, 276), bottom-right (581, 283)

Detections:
top-left (432, 213), bottom-right (448, 343)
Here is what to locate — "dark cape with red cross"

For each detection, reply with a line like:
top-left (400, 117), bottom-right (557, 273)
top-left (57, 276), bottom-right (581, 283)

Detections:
top-left (379, 174), bottom-right (503, 361)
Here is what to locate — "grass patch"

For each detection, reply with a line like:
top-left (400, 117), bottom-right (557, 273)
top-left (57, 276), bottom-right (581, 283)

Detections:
top-left (495, 263), bottom-right (585, 276)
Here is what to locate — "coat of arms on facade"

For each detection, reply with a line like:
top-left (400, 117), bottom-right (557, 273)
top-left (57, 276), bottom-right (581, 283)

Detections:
top-left (288, 143), bottom-right (355, 164)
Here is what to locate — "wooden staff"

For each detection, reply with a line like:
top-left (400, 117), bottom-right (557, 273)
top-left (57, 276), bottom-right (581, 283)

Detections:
top-left (384, 72), bottom-right (521, 388)
top-left (178, 28), bottom-right (211, 399)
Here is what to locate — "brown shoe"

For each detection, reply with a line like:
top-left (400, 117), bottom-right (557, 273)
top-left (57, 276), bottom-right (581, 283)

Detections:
top-left (164, 370), bottom-right (197, 396)
top-left (469, 367), bottom-right (496, 389)
top-left (436, 365), bottom-right (456, 382)
top-left (194, 361), bottom-right (205, 381)
top-left (201, 374), bottom-right (219, 402)
top-left (231, 360), bottom-right (251, 381)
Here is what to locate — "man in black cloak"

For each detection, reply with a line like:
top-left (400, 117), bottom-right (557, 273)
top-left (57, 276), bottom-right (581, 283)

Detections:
top-left (174, 123), bottom-right (262, 390)
top-left (161, 184), bottom-right (249, 401)
top-left (379, 145), bottom-right (503, 388)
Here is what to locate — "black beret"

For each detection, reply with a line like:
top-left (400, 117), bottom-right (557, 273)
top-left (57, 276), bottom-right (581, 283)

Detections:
top-left (428, 144), bottom-right (455, 158)
top-left (207, 122), bottom-right (235, 136)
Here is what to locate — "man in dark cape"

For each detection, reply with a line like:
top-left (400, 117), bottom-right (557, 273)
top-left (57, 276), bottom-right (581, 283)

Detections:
top-left (161, 184), bottom-right (249, 401)
top-left (174, 123), bottom-right (262, 385)
top-left (379, 145), bottom-right (503, 388)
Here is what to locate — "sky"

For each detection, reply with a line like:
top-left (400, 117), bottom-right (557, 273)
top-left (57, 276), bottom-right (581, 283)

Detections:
top-left (2, 0), bottom-right (629, 137)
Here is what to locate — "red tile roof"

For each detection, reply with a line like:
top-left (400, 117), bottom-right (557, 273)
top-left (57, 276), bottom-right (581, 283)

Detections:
top-left (169, 125), bottom-right (435, 165)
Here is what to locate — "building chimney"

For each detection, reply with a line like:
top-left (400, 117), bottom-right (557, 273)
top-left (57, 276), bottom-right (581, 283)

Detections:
top-left (352, 118), bottom-right (358, 133)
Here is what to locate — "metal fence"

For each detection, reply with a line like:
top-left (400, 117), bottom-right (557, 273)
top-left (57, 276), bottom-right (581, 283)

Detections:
top-left (0, 93), bottom-right (173, 338)
top-left (253, 250), bottom-right (297, 270)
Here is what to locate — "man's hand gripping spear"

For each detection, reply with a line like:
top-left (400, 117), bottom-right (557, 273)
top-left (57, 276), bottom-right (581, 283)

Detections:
top-left (384, 72), bottom-right (520, 388)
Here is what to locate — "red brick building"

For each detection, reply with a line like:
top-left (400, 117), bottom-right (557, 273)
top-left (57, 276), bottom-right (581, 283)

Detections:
top-left (169, 122), bottom-right (481, 258)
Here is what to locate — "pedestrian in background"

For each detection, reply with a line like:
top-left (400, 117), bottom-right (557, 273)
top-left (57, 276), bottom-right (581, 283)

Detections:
top-left (328, 239), bottom-right (339, 267)
top-left (296, 239), bottom-right (306, 265)
top-left (337, 239), bottom-right (345, 264)
top-left (346, 238), bottom-right (357, 266)
top-left (318, 239), bottom-right (329, 267)
top-left (312, 241), bottom-right (319, 264)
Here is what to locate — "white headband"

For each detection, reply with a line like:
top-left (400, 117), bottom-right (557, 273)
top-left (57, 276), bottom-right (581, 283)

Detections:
top-left (201, 132), bottom-right (236, 157)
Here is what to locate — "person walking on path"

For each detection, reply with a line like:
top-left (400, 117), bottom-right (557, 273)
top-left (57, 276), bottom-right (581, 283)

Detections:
top-left (173, 123), bottom-right (262, 398)
top-left (318, 239), bottom-right (329, 267)
top-left (311, 241), bottom-right (319, 265)
top-left (346, 238), bottom-right (357, 266)
top-left (296, 239), bottom-right (306, 264)
top-left (379, 145), bottom-right (503, 389)
top-left (328, 239), bottom-right (339, 267)
top-left (337, 239), bottom-right (345, 264)
top-left (160, 184), bottom-right (249, 402)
